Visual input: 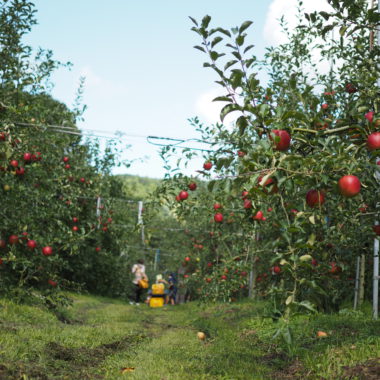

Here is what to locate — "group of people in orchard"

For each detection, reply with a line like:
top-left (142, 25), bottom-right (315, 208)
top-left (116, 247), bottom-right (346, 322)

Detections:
top-left (130, 259), bottom-right (178, 305)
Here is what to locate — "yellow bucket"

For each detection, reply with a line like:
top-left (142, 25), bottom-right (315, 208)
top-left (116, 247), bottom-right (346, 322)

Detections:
top-left (152, 283), bottom-right (165, 295)
top-left (149, 297), bottom-right (164, 308)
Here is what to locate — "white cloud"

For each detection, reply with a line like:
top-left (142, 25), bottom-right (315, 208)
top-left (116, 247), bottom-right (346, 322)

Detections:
top-left (264, 0), bottom-right (333, 46)
top-left (79, 66), bottom-right (127, 97)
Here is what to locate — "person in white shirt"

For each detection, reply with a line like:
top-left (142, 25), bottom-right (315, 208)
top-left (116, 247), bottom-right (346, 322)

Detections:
top-left (130, 259), bottom-right (147, 305)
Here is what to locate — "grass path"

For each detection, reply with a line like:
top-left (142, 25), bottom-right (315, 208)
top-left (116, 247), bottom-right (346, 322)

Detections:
top-left (0, 294), bottom-right (379, 379)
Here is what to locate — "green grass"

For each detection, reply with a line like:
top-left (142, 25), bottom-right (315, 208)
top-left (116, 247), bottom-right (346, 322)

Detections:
top-left (0, 294), bottom-right (379, 379)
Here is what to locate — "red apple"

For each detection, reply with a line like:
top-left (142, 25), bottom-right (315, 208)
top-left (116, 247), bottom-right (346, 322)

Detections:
top-left (311, 259), bottom-right (318, 267)
top-left (175, 195), bottom-right (181, 202)
top-left (213, 203), bottom-right (222, 210)
top-left (241, 190), bottom-right (249, 199)
top-left (0, 239), bottom-right (6, 248)
top-left (253, 211), bottom-right (264, 220)
top-left (27, 240), bottom-right (37, 250)
top-left (207, 262), bottom-right (213, 267)
top-left (72, 217), bottom-right (79, 223)
top-left (42, 246), bottom-right (53, 256)
top-left (214, 213), bottom-right (223, 223)
top-left (373, 225), bottom-right (380, 236)
top-left (243, 199), bottom-right (252, 209)
top-left (102, 226), bottom-right (108, 232)
top-left (185, 256), bottom-right (191, 262)
top-left (257, 175), bottom-right (274, 187)
top-left (188, 182), bottom-right (197, 191)
top-left (107, 217), bottom-right (112, 223)
top-left (365, 111), bottom-right (374, 123)
top-left (345, 83), bottom-right (357, 94)
top-left (21, 232), bottom-right (28, 240)
top-left (321, 103), bottom-right (328, 110)
top-left (203, 162), bottom-right (212, 170)
top-left (271, 130), bottom-right (291, 151)
top-left (65, 164), bottom-right (71, 170)
top-left (273, 266), bottom-right (281, 274)
top-left (221, 275), bottom-right (227, 280)
top-left (206, 277), bottom-right (212, 283)
top-left (62, 156), bottom-right (69, 163)
top-left (23, 153), bottom-right (32, 162)
top-left (95, 247), bottom-right (101, 252)
top-left (184, 274), bottom-right (189, 278)
top-left (10, 160), bottom-right (18, 168)
top-left (48, 279), bottom-right (57, 287)
top-left (179, 190), bottom-right (189, 200)
top-left (36, 152), bottom-right (42, 161)
top-left (72, 226), bottom-right (79, 232)
top-left (80, 177), bottom-right (85, 183)
top-left (237, 151), bottom-right (246, 157)
top-left (267, 207), bottom-right (273, 212)
top-left (329, 262), bottom-right (341, 274)
top-left (16, 167), bottom-right (25, 176)
top-left (367, 132), bottom-right (380, 151)
top-left (0, 132), bottom-right (6, 141)
top-left (9, 235), bottom-right (19, 245)
top-left (338, 175), bottom-right (361, 197)
top-left (306, 190), bottom-right (325, 207)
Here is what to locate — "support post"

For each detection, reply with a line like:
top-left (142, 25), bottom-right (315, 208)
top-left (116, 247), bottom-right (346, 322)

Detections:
top-left (374, 223), bottom-right (379, 319)
top-left (96, 197), bottom-right (102, 229)
top-left (138, 201), bottom-right (145, 245)
top-left (154, 249), bottom-right (160, 271)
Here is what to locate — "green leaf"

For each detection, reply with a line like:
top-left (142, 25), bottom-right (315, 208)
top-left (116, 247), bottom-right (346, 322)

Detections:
top-left (210, 51), bottom-right (225, 61)
top-left (235, 34), bottom-right (245, 46)
top-left (239, 20), bottom-right (253, 34)
top-left (208, 180), bottom-right (216, 192)
top-left (285, 295), bottom-right (293, 305)
top-left (244, 44), bottom-right (254, 54)
top-left (211, 36), bottom-right (223, 48)
top-left (188, 16), bottom-right (198, 26)
top-left (201, 15), bottom-right (211, 29)
top-left (319, 11), bottom-right (330, 20)
top-left (215, 27), bottom-right (231, 37)
top-left (220, 103), bottom-right (242, 122)
top-left (194, 45), bottom-right (206, 53)
top-left (224, 60), bottom-right (238, 70)
top-left (339, 25), bottom-right (347, 36)
top-left (297, 301), bottom-right (317, 313)
top-left (236, 116), bottom-right (248, 135)
top-left (307, 233), bottom-right (316, 246)
top-left (212, 96), bottom-right (232, 102)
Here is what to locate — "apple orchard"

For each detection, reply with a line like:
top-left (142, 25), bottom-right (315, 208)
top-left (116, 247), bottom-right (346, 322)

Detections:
top-left (1, 0), bottom-right (380, 317)
top-left (152, 1), bottom-right (380, 316)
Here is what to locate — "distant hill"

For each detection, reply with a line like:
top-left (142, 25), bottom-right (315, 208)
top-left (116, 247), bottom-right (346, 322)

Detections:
top-left (116, 174), bottom-right (162, 200)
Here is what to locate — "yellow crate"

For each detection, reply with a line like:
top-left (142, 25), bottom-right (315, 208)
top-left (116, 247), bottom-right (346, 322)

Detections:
top-left (149, 297), bottom-right (164, 308)
top-left (152, 283), bottom-right (165, 295)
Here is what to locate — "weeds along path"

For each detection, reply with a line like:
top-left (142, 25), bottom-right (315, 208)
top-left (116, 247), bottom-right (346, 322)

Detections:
top-left (1, 294), bottom-right (379, 379)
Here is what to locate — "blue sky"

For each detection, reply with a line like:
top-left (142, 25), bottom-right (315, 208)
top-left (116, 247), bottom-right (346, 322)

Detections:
top-left (25, 0), bottom-right (329, 178)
